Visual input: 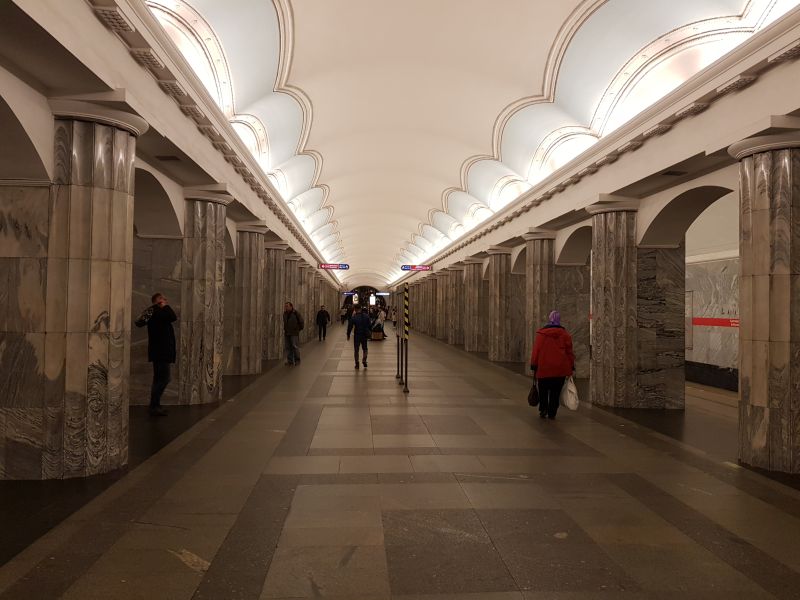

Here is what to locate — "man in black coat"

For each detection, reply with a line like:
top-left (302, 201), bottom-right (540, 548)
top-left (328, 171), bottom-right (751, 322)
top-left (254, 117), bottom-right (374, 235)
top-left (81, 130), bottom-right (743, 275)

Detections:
top-left (347, 306), bottom-right (372, 369)
top-left (316, 305), bottom-right (331, 341)
top-left (135, 292), bottom-right (177, 416)
top-left (283, 301), bottom-right (304, 365)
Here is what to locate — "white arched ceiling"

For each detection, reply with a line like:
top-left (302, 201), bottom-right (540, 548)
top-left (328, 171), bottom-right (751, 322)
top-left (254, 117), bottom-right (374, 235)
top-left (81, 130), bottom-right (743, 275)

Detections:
top-left (148, 0), bottom-right (344, 275)
top-left (151, 0), bottom-right (799, 287)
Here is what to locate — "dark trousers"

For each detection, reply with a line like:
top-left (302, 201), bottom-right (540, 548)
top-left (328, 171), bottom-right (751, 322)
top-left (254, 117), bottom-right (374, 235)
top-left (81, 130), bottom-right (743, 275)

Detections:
top-left (318, 323), bottom-right (327, 340)
top-left (353, 336), bottom-right (368, 365)
top-left (538, 377), bottom-right (566, 418)
top-left (150, 361), bottom-right (171, 410)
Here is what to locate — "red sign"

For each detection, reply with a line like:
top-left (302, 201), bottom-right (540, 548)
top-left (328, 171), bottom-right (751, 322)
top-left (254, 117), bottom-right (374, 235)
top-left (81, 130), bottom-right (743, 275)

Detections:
top-left (319, 263), bottom-right (350, 270)
top-left (401, 265), bottom-right (432, 271)
top-left (692, 317), bottom-right (739, 328)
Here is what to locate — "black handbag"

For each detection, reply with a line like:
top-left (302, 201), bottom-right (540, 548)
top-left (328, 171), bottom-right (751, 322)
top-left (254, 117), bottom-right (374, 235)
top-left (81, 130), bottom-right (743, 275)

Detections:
top-left (527, 380), bottom-right (539, 407)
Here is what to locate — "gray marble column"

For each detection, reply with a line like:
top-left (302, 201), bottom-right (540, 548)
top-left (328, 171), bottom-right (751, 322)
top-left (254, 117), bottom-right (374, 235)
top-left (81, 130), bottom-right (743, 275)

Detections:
top-left (227, 226), bottom-right (266, 375)
top-left (524, 231), bottom-right (556, 367)
top-left (730, 134), bottom-right (800, 473)
top-left (463, 259), bottom-right (482, 352)
top-left (297, 264), bottom-right (310, 343)
top-left (488, 247), bottom-right (513, 362)
top-left (589, 205), bottom-right (638, 408)
top-left (179, 193), bottom-right (229, 405)
top-left (0, 111), bottom-right (145, 479)
top-left (434, 273), bottom-right (447, 341)
top-left (446, 267), bottom-right (465, 346)
top-left (263, 242), bottom-right (287, 361)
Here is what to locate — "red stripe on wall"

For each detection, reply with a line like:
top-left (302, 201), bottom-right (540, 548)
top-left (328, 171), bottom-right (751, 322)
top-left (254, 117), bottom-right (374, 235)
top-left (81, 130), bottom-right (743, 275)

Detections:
top-left (692, 317), bottom-right (739, 328)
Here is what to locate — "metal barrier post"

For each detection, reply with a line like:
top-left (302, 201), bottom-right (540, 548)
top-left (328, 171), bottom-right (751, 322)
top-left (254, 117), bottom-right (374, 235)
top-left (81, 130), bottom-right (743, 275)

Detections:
top-left (396, 316), bottom-right (402, 381)
top-left (403, 283), bottom-right (410, 394)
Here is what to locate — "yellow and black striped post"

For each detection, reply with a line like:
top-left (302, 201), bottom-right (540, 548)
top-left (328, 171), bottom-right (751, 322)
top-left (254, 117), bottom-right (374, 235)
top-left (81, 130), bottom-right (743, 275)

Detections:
top-left (403, 283), bottom-right (410, 393)
top-left (396, 289), bottom-right (402, 380)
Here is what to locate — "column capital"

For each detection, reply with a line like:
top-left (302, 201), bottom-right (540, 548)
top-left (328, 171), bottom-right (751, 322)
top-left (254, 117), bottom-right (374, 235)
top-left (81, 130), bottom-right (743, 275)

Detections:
top-left (265, 241), bottom-right (290, 250)
top-left (486, 245), bottom-right (513, 255)
top-left (585, 199), bottom-right (638, 215)
top-left (49, 98), bottom-right (149, 136)
top-left (444, 265), bottom-right (466, 272)
top-left (462, 257), bottom-right (485, 265)
top-left (236, 221), bottom-right (268, 235)
top-left (728, 131), bottom-right (800, 160)
top-left (522, 228), bottom-right (556, 241)
top-left (183, 190), bottom-right (234, 206)
top-left (285, 253), bottom-right (302, 261)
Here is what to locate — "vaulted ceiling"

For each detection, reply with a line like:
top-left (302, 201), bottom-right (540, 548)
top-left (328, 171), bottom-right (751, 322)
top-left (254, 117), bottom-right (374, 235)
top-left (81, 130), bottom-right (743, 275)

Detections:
top-left (149, 0), bottom-right (799, 288)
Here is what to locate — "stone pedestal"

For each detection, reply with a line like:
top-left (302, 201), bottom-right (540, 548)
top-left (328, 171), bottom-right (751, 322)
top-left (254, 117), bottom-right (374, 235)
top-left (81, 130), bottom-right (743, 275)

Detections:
top-left (488, 247), bottom-right (513, 362)
top-left (730, 134), bottom-right (800, 473)
top-left (227, 227), bottom-right (266, 375)
top-left (0, 110), bottom-right (145, 479)
top-left (463, 260), bottom-right (483, 352)
top-left (263, 243), bottom-right (287, 361)
top-left (179, 193), bottom-right (229, 405)
top-left (524, 231), bottom-right (556, 367)
top-left (590, 206), bottom-right (638, 408)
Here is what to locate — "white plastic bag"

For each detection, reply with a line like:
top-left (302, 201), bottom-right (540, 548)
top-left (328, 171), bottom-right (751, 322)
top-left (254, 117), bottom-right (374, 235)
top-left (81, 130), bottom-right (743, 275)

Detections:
top-left (560, 376), bottom-right (579, 411)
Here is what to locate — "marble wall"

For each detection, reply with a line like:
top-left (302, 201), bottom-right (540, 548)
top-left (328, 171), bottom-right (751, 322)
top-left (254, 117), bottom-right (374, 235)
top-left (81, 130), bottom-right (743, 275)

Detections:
top-left (178, 198), bottom-right (226, 405)
top-left (509, 273), bottom-right (527, 364)
top-left (131, 236), bottom-right (182, 405)
top-left (554, 265), bottom-right (591, 378)
top-left (686, 258), bottom-right (739, 370)
top-left (263, 245), bottom-right (286, 360)
top-left (636, 246), bottom-right (685, 409)
top-left (0, 118), bottom-right (136, 479)
top-left (525, 237), bottom-right (556, 370)
top-left (738, 147), bottom-right (800, 473)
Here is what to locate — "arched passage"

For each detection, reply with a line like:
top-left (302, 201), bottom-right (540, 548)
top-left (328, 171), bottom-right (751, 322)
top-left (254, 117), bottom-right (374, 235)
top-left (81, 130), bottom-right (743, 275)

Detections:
top-left (556, 225), bottom-right (592, 265)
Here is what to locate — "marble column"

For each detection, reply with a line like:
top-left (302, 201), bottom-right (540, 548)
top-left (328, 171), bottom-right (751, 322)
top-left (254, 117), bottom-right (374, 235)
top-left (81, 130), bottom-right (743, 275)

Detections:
top-left (730, 134), bottom-right (800, 473)
top-left (463, 259), bottom-right (482, 352)
top-left (227, 226), bottom-right (266, 375)
top-left (297, 264), bottom-right (311, 343)
top-left (0, 110), bottom-right (145, 479)
top-left (179, 192), bottom-right (229, 405)
top-left (524, 231), bottom-right (556, 368)
top-left (488, 247), bottom-right (513, 362)
top-left (263, 242), bottom-right (287, 361)
top-left (434, 273), bottom-right (447, 341)
top-left (446, 267), bottom-right (465, 346)
top-left (589, 205), bottom-right (638, 408)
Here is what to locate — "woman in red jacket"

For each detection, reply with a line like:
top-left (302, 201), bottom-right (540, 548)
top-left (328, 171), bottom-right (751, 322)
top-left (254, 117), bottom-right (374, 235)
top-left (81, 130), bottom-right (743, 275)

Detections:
top-left (530, 310), bottom-right (575, 420)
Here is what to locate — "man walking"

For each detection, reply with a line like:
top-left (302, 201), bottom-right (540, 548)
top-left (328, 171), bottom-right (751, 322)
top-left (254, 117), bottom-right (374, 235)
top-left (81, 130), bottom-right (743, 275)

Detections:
top-left (134, 292), bottom-right (177, 417)
top-left (316, 304), bottom-right (331, 341)
top-left (347, 305), bottom-right (372, 369)
top-left (283, 301), bottom-right (304, 365)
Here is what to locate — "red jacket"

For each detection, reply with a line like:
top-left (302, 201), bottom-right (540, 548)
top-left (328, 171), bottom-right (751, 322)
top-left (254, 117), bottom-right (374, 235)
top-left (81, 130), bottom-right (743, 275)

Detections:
top-left (530, 326), bottom-right (575, 378)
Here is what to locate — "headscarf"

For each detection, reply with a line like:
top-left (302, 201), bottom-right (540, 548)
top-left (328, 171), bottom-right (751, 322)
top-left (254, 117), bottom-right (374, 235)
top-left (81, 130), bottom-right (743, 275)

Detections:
top-left (548, 310), bottom-right (561, 326)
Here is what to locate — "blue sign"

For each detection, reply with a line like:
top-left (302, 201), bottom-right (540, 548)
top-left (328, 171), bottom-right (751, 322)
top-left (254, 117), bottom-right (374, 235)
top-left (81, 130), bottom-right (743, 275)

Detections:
top-left (342, 291), bottom-right (356, 296)
top-left (401, 264), bottom-right (432, 271)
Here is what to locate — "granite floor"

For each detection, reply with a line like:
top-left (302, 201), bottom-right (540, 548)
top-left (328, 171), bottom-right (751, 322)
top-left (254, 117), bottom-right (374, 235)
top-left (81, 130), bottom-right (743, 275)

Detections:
top-left (2, 324), bottom-right (800, 599)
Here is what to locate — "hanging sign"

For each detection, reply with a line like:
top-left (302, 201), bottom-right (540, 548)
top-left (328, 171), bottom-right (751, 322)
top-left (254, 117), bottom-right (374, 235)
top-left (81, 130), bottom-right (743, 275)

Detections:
top-left (319, 263), bottom-right (350, 270)
top-left (401, 265), bottom-right (432, 271)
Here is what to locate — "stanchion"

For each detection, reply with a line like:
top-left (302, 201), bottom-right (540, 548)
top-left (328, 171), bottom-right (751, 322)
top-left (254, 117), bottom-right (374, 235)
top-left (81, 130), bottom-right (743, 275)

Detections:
top-left (396, 322), bottom-right (402, 382)
top-left (403, 283), bottom-right (410, 394)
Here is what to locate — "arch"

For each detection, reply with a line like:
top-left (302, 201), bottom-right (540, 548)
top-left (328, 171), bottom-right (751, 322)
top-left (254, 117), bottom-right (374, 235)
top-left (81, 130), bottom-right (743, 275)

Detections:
top-left (132, 168), bottom-right (182, 237)
top-left (639, 185), bottom-right (734, 248)
top-left (556, 225), bottom-right (592, 265)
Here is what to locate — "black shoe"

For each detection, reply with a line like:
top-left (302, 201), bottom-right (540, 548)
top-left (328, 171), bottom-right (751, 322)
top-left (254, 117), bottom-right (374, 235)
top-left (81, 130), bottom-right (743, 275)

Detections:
top-left (363, 362), bottom-right (368, 369)
top-left (355, 363), bottom-right (360, 369)
top-left (149, 408), bottom-right (168, 417)
top-left (295, 358), bottom-right (301, 365)
top-left (548, 415), bottom-right (556, 420)
top-left (539, 412), bottom-right (547, 419)
top-left (285, 361), bottom-right (293, 366)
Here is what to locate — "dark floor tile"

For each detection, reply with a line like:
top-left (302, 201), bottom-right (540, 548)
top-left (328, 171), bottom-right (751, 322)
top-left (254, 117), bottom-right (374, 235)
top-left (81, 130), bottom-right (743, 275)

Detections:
top-left (378, 472), bottom-right (456, 483)
top-left (383, 510), bottom-right (516, 595)
top-left (297, 473), bottom-right (379, 485)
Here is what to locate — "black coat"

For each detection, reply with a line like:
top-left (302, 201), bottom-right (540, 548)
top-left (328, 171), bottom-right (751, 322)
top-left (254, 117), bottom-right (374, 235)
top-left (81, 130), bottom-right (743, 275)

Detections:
top-left (283, 310), bottom-right (304, 336)
top-left (136, 305), bottom-right (177, 363)
top-left (316, 310), bottom-right (331, 325)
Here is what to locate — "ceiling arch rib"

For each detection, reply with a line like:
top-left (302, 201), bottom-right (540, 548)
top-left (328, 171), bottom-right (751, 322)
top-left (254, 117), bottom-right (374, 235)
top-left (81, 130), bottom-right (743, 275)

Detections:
top-left (148, 0), bottom-right (345, 266)
top-left (394, 0), bottom-right (798, 283)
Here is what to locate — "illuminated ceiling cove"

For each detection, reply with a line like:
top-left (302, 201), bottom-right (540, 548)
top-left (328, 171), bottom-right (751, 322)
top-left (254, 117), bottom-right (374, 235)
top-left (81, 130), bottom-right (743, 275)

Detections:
top-left (149, 0), bottom-right (799, 287)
